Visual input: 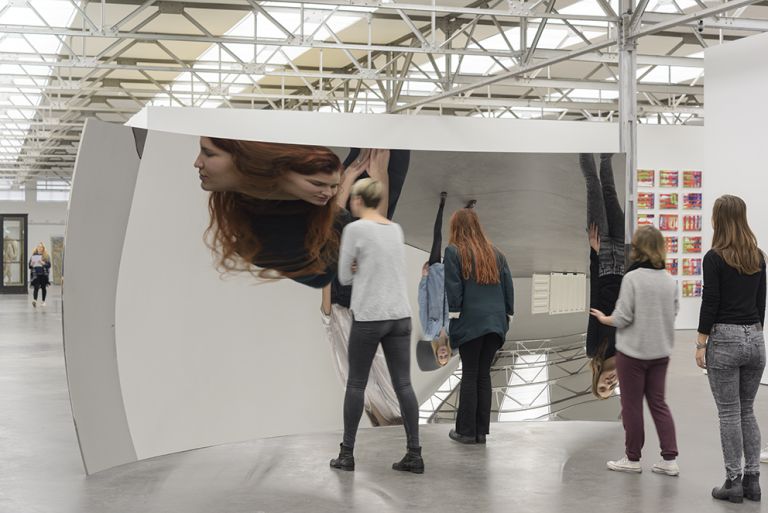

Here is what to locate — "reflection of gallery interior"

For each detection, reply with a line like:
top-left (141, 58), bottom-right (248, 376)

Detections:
top-left (2, 1), bottom-right (768, 511)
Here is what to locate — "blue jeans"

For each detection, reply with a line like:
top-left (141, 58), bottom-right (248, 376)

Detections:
top-left (706, 323), bottom-right (766, 479)
top-left (580, 153), bottom-right (625, 276)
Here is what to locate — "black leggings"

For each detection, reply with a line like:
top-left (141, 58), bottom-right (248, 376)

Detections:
top-left (343, 317), bottom-right (420, 449)
top-left (33, 280), bottom-right (48, 301)
top-left (428, 194), bottom-right (446, 266)
top-left (457, 333), bottom-right (502, 437)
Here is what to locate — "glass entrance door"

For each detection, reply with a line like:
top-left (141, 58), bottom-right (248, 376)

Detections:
top-left (1, 215), bottom-right (28, 293)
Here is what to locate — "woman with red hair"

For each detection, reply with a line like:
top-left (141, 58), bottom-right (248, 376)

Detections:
top-left (444, 208), bottom-right (514, 444)
top-left (195, 137), bottom-right (409, 288)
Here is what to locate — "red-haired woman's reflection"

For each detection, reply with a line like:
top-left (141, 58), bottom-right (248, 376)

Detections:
top-left (195, 137), bottom-right (350, 287)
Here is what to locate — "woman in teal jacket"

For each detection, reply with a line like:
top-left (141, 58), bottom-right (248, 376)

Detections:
top-left (444, 208), bottom-right (514, 444)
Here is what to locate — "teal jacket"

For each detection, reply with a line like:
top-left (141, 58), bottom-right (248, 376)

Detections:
top-left (444, 245), bottom-right (514, 349)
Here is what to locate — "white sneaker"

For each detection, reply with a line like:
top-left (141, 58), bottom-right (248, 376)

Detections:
top-left (607, 456), bottom-right (642, 473)
top-left (652, 459), bottom-right (680, 476)
top-left (40, 301), bottom-right (46, 307)
top-left (32, 299), bottom-right (36, 307)
top-left (761, 446), bottom-right (768, 463)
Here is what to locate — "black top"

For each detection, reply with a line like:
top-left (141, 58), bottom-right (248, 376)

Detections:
top-left (586, 249), bottom-right (620, 359)
top-left (698, 249), bottom-right (767, 335)
top-left (444, 245), bottom-right (514, 349)
top-left (331, 148), bottom-right (411, 307)
top-left (249, 200), bottom-right (352, 289)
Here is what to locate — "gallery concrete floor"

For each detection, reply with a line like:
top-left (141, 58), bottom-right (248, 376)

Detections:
top-left (1, 291), bottom-right (767, 513)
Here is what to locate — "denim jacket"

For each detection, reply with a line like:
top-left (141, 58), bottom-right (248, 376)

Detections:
top-left (418, 262), bottom-right (449, 340)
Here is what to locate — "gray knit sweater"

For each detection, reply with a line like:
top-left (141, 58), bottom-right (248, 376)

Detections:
top-left (612, 268), bottom-right (679, 360)
top-left (338, 219), bottom-right (412, 322)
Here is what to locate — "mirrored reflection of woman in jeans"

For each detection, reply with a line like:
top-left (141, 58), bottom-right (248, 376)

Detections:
top-left (444, 209), bottom-right (514, 445)
top-left (580, 153), bottom-right (624, 399)
top-left (695, 195), bottom-right (766, 503)
top-left (329, 178), bottom-right (423, 474)
top-left (591, 225), bottom-right (679, 477)
top-left (417, 192), bottom-right (451, 369)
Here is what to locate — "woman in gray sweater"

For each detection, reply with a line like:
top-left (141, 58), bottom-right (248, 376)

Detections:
top-left (591, 225), bottom-right (679, 476)
top-left (329, 178), bottom-right (423, 474)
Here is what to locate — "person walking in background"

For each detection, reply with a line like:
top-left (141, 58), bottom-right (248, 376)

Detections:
top-left (29, 242), bottom-right (51, 307)
top-left (591, 225), bottom-right (679, 476)
top-left (329, 178), bottom-right (423, 474)
top-left (444, 208), bottom-right (514, 445)
top-left (695, 195), bottom-right (766, 503)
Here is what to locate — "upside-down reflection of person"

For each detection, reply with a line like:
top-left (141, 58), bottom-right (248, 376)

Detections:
top-left (580, 153), bottom-right (624, 399)
top-left (416, 192), bottom-right (452, 371)
top-left (196, 137), bottom-right (348, 287)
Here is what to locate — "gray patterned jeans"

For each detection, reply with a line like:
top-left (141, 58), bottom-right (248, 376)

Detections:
top-left (706, 323), bottom-right (766, 480)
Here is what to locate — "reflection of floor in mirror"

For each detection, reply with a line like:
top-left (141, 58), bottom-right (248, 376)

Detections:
top-left (1, 290), bottom-right (766, 513)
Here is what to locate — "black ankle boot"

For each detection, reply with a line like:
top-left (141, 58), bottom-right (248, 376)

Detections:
top-left (330, 443), bottom-right (355, 471)
top-left (743, 472), bottom-right (761, 501)
top-left (392, 446), bottom-right (424, 474)
top-left (712, 476), bottom-right (743, 503)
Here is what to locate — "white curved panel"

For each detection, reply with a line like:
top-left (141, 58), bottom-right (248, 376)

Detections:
top-left (64, 119), bottom-right (139, 473)
top-left (116, 131), bottom-right (339, 458)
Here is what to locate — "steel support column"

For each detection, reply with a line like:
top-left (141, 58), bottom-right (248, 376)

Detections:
top-left (619, 0), bottom-right (637, 244)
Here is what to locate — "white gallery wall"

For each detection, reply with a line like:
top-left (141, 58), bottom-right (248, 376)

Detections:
top-left (637, 125), bottom-right (706, 329)
top-left (705, 32), bottom-right (768, 382)
top-left (704, 32), bottom-right (768, 284)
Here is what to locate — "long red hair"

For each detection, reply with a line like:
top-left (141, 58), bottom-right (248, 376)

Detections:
top-left (205, 138), bottom-right (342, 278)
top-left (448, 209), bottom-right (500, 284)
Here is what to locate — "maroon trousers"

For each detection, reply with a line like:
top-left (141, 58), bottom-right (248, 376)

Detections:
top-left (615, 351), bottom-right (679, 461)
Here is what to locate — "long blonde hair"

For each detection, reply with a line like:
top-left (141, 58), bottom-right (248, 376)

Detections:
top-left (33, 243), bottom-right (50, 262)
top-left (712, 195), bottom-right (762, 274)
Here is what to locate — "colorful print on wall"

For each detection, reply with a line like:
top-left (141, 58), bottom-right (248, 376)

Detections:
top-left (637, 214), bottom-right (655, 227)
top-left (659, 170), bottom-right (679, 188)
top-left (665, 236), bottom-right (679, 254)
top-left (666, 258), bottom-right (679, 276)
top-left (637, 192), bottom-right (655, 210)
top-left (683, 258), bottom-right (702, 276)
top-left (683, 236), bottom-right (702, 253)
top-left (683, 215), bottom-right (702, 231)
top-left (659, 193), bottom-right (678, 209)
top-left (683, 170), bottom-right (702, 188)
top-left (683, 193), bottom-right (703, 210)
top-left (682, 280), bottom-right (703, 298)
top-left (659, 214), bottom-right (678, 231)
top-left (637, 169), bottom-right (655, 187)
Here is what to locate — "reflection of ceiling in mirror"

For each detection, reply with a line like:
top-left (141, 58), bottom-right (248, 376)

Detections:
top-left (393, 152), bottom-right (626, 276)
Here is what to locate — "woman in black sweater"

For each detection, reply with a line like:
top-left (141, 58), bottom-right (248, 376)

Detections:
top-left (696, 195), bottom-right (766, 503)
top-left (444, 208), bottom-right (514, 444)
